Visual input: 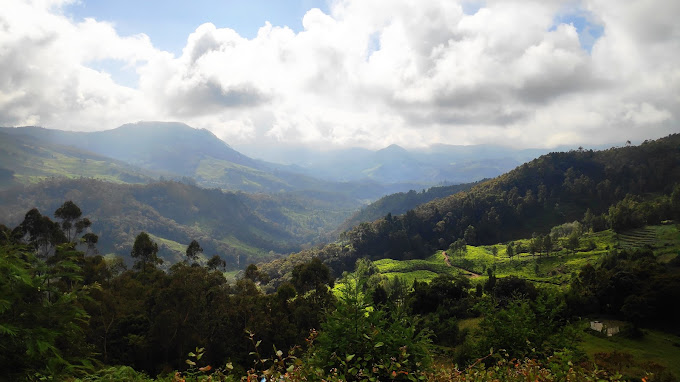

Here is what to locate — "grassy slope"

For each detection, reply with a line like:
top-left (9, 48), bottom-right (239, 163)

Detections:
top-left (0, 132), bottom-right (152, 188)
top-left (373, 228), bottom-right (620, 286)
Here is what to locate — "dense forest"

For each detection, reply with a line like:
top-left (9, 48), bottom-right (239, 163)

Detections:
top-left (2, 135), bottom-right (680, 381)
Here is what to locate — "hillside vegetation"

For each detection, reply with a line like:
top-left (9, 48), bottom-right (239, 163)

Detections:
top-left (338, 180), bottom-right (485, 232)
top-left (261, 134), bottom-right (680, 281)
top-left (0, 123), bottom-right (428, 200)
top-left (2, 202), bottom-right (678, 380)
top-left (0, 131), bottom-right (153, 188)
top-left (0, 179), bottom-right (359, 268)
top-left (2, 134), bottom-right (680, 381)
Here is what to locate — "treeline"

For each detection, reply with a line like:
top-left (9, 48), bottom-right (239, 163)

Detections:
top-left (258, 135), bottom-right (680, 283)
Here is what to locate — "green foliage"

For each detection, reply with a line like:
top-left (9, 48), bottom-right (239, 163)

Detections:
top-left (311, 134), bottom-right (680, 276)
top-left (473, 292), bottom-right (574, 361)
top-left (72, 366), bottom-right (155, 382)
top-left (429, 353), bottom-right (626, 382)
top-left (185, 240), bottom-right (203, 263)
top-left (566, 247), bottom-right (680, 327)
top-left (0, 178), bottom-right (354, 269)
top-left (340, 181), bottom-right (482, 232)
top-left (309, 271), bottom-right (432, 381)
top-left (290, 257), bottom-right (333, 293)
top-left (131, 232), bottom-right (162, 273)
top-left (0, 244), bottom-right (96, 379)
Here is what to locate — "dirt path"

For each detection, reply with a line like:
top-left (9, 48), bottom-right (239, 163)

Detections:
top-left (461, 268), bottom-right (481, 278)
top-left (442, 251), bottom-right (481, 278)
top-left (442, 251), bottom-right (451, 266)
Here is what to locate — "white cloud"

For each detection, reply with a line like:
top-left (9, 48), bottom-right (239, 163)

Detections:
top-left (0, 0), bottom-right (677, 149)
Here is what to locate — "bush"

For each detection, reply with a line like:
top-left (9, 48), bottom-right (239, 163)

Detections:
top-left (307, 272), bottom-right (432, 381)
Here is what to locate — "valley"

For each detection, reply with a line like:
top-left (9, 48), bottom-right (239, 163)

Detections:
top-left (1, 128), bottom-right (679, 381)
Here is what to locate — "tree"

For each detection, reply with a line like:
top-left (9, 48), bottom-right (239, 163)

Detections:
top-left (186, 240), bottom-right (203, 263)
top-left (529, 233), bottom-right (542, 256)
top-left (54, 201), bottom-right (91, 242)
top-left (566, 230), bottom-right (580, 254)
top-left (671, 184), bottom-right (680, 219)
top-left (464, 225), bottom-right (476, 245)
top-left (14, 208), bottom-right (66, 257)
top-left (582, 208), bottom-right (594, 232)
top-left (506, 243), bottom-right (515, 260)
top-left (130, 232), bottom-right (162, 273)
top-left (291, 258), bottom-right (332, 293)
top-left (309, 271), bottom-right (431, 380)
top-left (543, 235), bottom-right (553, 256)
top-left (243, 264), bottom-right (269, 284)
top-left (448, 238), bottom-right (467, 257)
top-left (207, 255), bottom-right (226, 271)
top-left (0, 243), bottom-right (95, 378)
top-left (81, 232), bottom-right (99, 256)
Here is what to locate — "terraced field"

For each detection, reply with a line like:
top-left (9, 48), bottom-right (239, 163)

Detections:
top-left (366, 225), bottom-right (679, 287)
top-left (617, 226), bottom-right (657, 249)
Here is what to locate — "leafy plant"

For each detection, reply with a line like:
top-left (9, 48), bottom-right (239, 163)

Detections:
top-left (308, 271), bottom-right (432, 381)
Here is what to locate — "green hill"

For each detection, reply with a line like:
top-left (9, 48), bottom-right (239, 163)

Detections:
top-left (0, 123), bottom-right (424, 200)
top-left (0, 179), bottom-right (358, 269)
top-left (337, 180), bottom-right (485, 232)
top-left (258, 134), bottom-right (680, 281)
top-left (0, 131), bottom-right (154, 188)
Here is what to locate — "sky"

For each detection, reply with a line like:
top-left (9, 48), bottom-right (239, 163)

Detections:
top-left (0, 0), bottom-right (678, 150)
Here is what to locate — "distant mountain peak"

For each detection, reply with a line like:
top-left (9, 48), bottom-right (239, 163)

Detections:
top-left (119, 121), bottom-right (233, 148)
top-left (377, 144), bottom-right (408, 154)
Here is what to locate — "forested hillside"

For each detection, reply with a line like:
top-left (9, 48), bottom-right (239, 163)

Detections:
top-left (2, 135), bottom-right (680, 381)
top-left (338, 180), bottom-right (485, 232)
top-left (2, 200), bottom-right (678, 380)
top-left (259, 135), bottom-right (680, 282)
top-left (0, 179), bottom-right (357, 268)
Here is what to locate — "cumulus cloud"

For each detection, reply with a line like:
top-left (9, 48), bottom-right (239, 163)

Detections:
top-left (0, 0), bottom-right (677, 149)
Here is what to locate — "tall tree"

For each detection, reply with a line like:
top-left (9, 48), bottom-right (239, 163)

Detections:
top-left (566, 230), bottom-right (580, 254)
top-left (14, 208), bottom-right (66, 257)
top-left (54, 201), bottom-right (91, 242)
top-left (543, 235), bottom-right (553, 256)
top-left (81, 233), bottom-right (99, 256)
top-left (464, 225), bottom-right (476, 245)
top-left (131, 232), bottom-right (162, 273)
top-left (506, 242), bottom-right (515, 260)
top-left (186, 239), bottom-right (203, 263)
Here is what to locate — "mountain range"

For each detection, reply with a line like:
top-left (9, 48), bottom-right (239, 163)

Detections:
top-left (234, 141), bottom-right (558, 184)
top-left (0, 121), bottom-right (572, 267)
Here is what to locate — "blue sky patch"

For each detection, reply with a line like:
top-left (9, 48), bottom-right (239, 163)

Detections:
top-left (551, 11), bottom-right (604, 53)
top-left (65, 0), bottom-right (330, 55)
